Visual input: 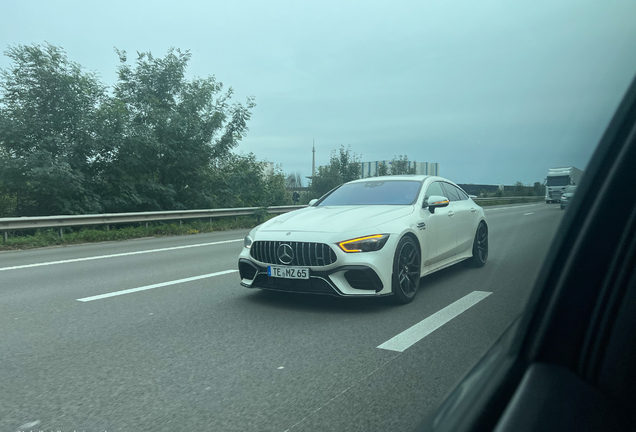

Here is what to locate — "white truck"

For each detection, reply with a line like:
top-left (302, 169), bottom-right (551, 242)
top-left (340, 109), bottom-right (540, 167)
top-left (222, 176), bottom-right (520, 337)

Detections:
top-left (545, 167), bottom-right (583, 203)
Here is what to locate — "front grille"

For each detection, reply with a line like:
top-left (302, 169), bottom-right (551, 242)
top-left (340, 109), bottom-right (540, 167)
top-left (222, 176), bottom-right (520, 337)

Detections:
top-left (250, 241), bottom-right (337, 266)
top-left (252, 274), bottom-right (337, 295)
top-left (550, 190), bottom-right (564, 199)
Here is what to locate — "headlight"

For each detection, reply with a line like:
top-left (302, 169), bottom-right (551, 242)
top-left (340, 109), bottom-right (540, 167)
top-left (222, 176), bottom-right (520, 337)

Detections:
top-left (244, 235), bottom-right (253, 249)
top-left (338, 234), bottom-right (389, 253)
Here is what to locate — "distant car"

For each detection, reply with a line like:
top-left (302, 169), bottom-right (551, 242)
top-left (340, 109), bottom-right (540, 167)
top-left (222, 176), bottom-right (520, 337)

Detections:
top-left (238, 175), bottom-right (488, 304)
top-left (560, 185), bottom-right (577, 210)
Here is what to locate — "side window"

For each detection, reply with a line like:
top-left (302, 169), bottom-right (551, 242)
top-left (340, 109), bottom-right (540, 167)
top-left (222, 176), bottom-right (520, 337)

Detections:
top-left (456, 186), bottom-right (469, 200)
top-left (441, 183), bottom-right (461, 202)
top-left (424, 181), bottom-right (445, 203)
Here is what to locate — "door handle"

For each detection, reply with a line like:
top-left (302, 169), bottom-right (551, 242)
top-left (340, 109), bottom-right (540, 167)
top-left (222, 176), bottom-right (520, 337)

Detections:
top-left (447, 211), bottom-right (455, 217)
top-left (471, 208), bottom-right (477, 213)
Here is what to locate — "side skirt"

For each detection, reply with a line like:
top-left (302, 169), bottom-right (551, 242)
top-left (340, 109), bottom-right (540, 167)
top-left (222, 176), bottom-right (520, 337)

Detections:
top-left (420, 253), bottom-right (471, 277)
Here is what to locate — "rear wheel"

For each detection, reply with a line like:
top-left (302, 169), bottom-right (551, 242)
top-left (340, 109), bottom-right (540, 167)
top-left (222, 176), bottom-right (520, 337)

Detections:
top-left (392, 236), bottom-right (421, 304)
top-left (468, 223), bottom-right (488, 267)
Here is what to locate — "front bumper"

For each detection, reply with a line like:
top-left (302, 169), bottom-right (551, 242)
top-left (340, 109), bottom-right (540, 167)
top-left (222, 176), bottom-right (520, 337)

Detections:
top-left (238, 258), bottom-right (390, 297)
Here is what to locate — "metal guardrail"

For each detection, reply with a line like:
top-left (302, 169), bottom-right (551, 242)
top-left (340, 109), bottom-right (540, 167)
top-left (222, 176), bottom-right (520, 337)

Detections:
top-left (0, 205), bottom-right (306, 242)
top-left (0, 196), bottom-right (544, 242)
top-left (473, 196), bottom-right (544, 202)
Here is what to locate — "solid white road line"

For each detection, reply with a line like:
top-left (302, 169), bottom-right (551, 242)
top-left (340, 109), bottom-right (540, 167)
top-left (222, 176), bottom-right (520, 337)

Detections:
top-left (523, 212), bottom-right (534, 216)
top-left (0, 239), bottom-right (243, 272)
top-left (377, 291), bottom-right (493, 352)
top-left (76, 269), bottom-right (238, 302)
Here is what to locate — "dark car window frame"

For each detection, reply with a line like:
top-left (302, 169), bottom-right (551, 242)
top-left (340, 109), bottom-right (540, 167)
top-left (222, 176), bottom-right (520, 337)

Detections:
top-left (441, 182), bottom-right (462, 202)
top-left (313, 184), bottom-right (343, 206)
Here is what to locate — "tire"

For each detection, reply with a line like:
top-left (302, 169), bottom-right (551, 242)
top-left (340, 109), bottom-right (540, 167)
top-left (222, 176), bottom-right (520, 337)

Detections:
top-left (468, 223), bottom-right (488, 267)
top-left (392, 236), bottom-right (421, 304)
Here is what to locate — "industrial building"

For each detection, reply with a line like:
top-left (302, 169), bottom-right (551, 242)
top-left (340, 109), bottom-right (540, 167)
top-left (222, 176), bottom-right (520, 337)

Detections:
top-left (359, 161), bottom-right (440, 178)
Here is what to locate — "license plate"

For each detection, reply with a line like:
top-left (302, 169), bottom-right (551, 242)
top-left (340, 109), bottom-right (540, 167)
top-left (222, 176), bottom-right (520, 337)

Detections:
top-left (267, 266), bottom-right (309, 279)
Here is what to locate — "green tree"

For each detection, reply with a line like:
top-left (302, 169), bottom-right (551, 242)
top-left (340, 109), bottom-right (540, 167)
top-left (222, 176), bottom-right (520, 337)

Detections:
top-left (389, 155), bottom-right (416, 175)
top-left (308, 145), bottom-right (361, 198)
top-left (333, 145), bottom-right (362, 183)
top-left (206, 154), bottom-right (288, 208)
top-left (376, 162), bottom-right (389, 177)
top-left (0, 43), bottom-right (105, 215)
top-left (510, 181), bottom-right (532, 196)
top-left (262, 165), bottom-right (289, 207)
top-left (0, 44), bottom-right (263, 217)
top-left (0, 177), bottom-right (16, 217)
top-left (285, 171), bottom-right (304, 188)
top-left (208, 153), bottom-right (264, 208)
top-left (533, 181), bottom-right (545, 196)
top-left (102, 48), bottom-right (256, 211)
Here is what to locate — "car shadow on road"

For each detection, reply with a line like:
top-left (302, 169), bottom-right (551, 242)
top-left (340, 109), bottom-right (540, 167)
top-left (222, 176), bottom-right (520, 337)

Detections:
top-left (240, 262), bottom-right (473, 314)
top-left (243, 289), bottom-right (394, 314)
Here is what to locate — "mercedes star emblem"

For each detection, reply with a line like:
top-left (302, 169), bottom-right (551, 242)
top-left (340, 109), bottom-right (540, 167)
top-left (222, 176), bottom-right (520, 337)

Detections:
top-left (277, 243), bottom-right (294, 265)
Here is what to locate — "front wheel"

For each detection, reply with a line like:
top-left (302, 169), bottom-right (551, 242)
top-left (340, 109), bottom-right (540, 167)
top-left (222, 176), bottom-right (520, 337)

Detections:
top-left (468, 223), bottom-right (488, 267)
top-left (392, 236), bottom-right (421, 304)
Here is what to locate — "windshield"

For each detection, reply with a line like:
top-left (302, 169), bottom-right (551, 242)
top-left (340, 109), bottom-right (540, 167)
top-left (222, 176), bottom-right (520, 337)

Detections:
top-left (318, 180), bottom-right (422, 206)
top-left (547, 176), bottom-right (571, 186)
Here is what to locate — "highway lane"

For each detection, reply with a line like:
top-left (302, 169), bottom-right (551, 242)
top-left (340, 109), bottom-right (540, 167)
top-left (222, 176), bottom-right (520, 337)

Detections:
top-left (0, 203), bottom-right (564, 432)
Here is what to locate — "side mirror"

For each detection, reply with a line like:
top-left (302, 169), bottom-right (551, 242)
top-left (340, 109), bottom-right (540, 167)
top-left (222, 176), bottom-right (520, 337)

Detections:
top-left (308, 199), bottom-right (318, 206)
top-left (426, 195), bottom-right (450, 213)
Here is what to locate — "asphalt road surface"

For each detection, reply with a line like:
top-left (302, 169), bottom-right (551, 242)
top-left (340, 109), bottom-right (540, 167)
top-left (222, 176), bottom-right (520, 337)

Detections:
top-left (1, 203), bottom-right (563, 432)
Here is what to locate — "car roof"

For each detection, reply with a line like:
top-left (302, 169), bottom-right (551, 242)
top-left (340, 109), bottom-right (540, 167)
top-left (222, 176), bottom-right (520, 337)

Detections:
top-left (348, 175), bottom-right (438, 184)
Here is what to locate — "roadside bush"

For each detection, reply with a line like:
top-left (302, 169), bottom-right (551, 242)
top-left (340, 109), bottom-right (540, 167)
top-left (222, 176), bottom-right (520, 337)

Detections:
top-left (0, 214), bottom-right (278, 251)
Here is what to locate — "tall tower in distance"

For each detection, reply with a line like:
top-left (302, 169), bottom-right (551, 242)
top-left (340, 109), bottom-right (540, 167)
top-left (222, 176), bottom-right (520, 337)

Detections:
top-left (312, 139), bottom-right (316, 178)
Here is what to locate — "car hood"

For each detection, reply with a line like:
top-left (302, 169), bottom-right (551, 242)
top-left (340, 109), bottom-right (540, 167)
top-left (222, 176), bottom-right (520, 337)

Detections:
top-left (258, 205), bottom-right (415, 234)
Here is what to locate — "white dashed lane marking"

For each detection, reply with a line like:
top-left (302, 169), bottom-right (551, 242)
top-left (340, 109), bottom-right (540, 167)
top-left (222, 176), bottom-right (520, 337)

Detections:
top-left (0, 239), bottom-right (243, 272)
top-left (76, 270), bottom-right (238, 302)
top-left (377, 291), bottom-right (493, 352)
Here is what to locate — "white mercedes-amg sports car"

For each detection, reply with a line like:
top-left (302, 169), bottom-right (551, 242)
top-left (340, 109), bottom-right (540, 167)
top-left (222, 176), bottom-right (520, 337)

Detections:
top-left (238, 175), bottom-right (488, 303)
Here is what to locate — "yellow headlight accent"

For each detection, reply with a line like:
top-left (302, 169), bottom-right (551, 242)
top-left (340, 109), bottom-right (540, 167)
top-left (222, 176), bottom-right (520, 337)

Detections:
top-left (338, 234), bottom-right (385, 252)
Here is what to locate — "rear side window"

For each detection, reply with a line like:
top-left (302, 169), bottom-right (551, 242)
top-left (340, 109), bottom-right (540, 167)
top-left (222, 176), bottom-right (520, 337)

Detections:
top-left (456, 186), bottom-right (469, 200)
top-left (441, 183), bottom-right (461, 202)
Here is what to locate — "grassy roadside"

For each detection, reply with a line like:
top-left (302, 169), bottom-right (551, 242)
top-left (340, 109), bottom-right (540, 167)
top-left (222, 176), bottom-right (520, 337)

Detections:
top-left (0, 199), bottom-right (544, 252)
top-left (0, 216), bottom-right (269, 252)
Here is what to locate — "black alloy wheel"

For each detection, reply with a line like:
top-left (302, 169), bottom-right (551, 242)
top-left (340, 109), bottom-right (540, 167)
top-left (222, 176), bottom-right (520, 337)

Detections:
top-left (468, 222), bottom-right (488, 267)
top-left (392, 236), bottom-right (421, 304)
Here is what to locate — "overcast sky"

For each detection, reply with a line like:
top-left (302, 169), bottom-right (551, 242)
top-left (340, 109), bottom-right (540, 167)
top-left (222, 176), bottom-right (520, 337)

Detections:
top-left (2, 0), bottom-right (635, 185)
